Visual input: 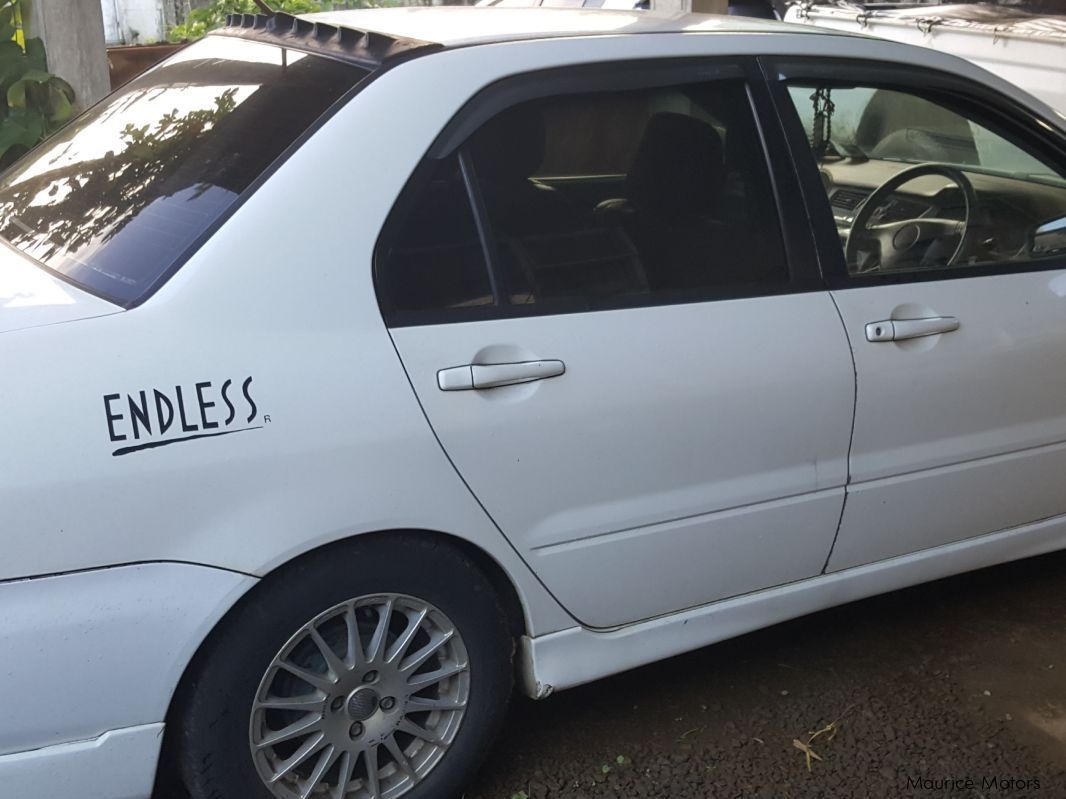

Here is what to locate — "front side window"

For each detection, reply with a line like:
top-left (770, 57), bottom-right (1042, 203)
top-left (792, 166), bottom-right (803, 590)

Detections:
top-left (785, 83), bottom-right (1066, 275)
top-left (382, 76), bottom-right (788, 318)
top-left (0, 36), bottom-right (368, 306)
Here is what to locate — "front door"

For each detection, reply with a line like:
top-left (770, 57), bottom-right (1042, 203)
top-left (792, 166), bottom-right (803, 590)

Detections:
top-left (773, 61), bottom-right (1066, 570)
top-left (379, 63), bottom-right (855, 628)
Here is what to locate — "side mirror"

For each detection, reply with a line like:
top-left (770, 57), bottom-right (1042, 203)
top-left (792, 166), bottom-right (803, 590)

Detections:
top-left (1032, 216), bottom-right (1066, 258)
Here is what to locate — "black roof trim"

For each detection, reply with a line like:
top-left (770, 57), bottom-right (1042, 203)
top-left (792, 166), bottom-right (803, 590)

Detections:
top-left (215, 12), bottom-right (442, 69)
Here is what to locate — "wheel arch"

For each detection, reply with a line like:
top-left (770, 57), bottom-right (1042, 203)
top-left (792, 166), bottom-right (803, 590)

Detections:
top-left (153, 527), bottom-right (528, 793)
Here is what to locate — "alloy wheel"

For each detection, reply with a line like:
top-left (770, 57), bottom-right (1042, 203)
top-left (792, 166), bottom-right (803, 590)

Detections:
top-left (249, 593), bottom-right (470, 799)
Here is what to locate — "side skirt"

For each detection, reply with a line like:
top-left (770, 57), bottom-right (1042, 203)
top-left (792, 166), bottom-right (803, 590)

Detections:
top-left (519, 512), bottom-right (1066, 698)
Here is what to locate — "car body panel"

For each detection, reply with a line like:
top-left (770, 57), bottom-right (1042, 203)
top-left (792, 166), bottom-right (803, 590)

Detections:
top-left (522, 508), bottom-right (1066, 695)
top-left (391, 294), bottom-right (854, 628)
top-left (0, 245), bottom-right (118, 334)
top-left (0, 56), bottom-right (576, 634)
top-left (0, 723), bottom-right (164, 799)
top-left (2, 14), bottom-right (1066, 794)
top-left (827, 271), bottom-right (1066, 568)
top-left (0, 563), bottom-right (252, 757)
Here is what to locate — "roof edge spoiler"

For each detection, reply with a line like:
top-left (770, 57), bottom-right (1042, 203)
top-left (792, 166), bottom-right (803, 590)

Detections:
top-left (220, 12), bottom-right (442, 68)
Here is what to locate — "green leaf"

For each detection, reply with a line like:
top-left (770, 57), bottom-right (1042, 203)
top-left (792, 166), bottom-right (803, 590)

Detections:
top-left (0, 106), bottom-right (45, 159)
top-left (24, 37), bottom-right (48, 72)
top-left (7, 77), bottom-right (25, 108)
top-left (9, 71), bottom-right (57, 109)
top-left (50, 76), bottom-right (75, 103)
top-left (46, 82), bottom-right (72, 124)
top-left (18, 69), bottom-right (56, 84)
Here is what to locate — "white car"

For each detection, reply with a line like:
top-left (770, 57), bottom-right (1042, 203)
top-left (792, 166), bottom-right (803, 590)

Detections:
top-left (2, 7), bottom-right (1066, 799)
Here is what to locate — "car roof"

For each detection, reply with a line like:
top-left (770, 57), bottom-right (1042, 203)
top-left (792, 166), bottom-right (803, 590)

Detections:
top-left (301, 6), bottom-right (846, 48)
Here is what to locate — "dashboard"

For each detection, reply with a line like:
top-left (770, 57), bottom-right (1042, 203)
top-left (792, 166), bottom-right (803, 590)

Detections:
top-left (819, 159), bottom-right (1066, 268)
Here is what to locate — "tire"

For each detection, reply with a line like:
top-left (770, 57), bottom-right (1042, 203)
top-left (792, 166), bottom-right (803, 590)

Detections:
top-left (173, 533), bottom-right (514, 799)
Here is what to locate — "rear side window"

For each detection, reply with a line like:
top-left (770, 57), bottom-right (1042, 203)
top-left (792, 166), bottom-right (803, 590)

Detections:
top-left (0, 36), bottom-right (368, 306)
top-left (381, 77), bottom-right (787, 319)
top-left (381, 156), bottom-right (493, 312)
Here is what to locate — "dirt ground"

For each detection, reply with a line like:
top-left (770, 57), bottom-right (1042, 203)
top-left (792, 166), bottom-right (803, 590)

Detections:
top-left (464, 551), bottom-right (1066, 799)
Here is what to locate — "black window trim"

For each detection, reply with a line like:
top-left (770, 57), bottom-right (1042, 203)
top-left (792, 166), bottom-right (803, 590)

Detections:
top-left (761, 56), bottom-right (1066, 290)
top-left (374, 56), bottom-right (826, 329)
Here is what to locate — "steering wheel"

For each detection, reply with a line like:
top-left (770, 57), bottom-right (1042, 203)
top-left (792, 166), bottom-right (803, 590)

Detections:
top-left (844, 163), bottom-right (978, 274)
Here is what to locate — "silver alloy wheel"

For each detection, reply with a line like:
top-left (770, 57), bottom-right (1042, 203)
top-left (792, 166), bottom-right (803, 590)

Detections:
top-left (249, 594), bottom-right (470, 799)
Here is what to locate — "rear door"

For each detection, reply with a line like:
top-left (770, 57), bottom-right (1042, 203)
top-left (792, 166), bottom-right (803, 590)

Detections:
top-left (770, 59), bottom-right (1066, 570)
top-left (379, 61), bottom-right (855, 628)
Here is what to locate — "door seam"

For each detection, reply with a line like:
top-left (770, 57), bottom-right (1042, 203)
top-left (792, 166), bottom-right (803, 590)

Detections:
top-left (380, 325), bottom-right (582, 625)
top-left (822, 289), bottom-right (859, 574)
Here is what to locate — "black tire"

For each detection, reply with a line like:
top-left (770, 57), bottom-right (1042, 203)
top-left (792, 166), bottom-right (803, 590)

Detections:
top-left (173, 533), bottom-right (514, 799)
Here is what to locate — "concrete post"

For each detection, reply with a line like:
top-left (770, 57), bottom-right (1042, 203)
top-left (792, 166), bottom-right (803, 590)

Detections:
top-left (26, 0), bottom-right (112, 110)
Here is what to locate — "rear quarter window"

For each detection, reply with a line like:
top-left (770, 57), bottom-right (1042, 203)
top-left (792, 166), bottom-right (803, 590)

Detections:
top-left (0, 36), bottom-right (368, 306)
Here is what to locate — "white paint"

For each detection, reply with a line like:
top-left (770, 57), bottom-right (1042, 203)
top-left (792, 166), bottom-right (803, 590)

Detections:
top-left (829, 269), bottom-right (1066, 569)
top-left (391, 292), bottom-right (854, 628)
top-left (0, 724), bottom-right (163, 799)
top-left (0, 244), bottom-right (117, 330)
top-left (522, 510), bottom-right (1066, 694)
top-left (0, 564), bottom-right (253, 757)
top-left (2, 13), bottom-right (1066, 795)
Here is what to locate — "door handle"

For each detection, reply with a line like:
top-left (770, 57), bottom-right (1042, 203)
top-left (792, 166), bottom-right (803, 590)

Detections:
top-left (865, 316), bottom-right (959, 342)
top-left (437, 359), bottom-right (565, 391)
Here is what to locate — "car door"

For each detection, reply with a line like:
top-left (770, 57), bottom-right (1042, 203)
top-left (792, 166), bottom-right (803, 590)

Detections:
top-left (769, 59), bottom-right (1066, 571)
top-left (378, 61), bottom-right (855, 628)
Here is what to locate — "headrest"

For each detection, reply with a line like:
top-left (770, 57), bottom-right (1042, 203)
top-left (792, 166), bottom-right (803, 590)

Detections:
top-left (626, 112), bottom-right (725, 218)
top-left (469, 103), bottom-right (546, 183)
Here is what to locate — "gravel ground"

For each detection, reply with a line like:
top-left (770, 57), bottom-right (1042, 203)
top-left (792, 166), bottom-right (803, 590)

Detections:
top-left (463, 551), bottom-right (1066, 799)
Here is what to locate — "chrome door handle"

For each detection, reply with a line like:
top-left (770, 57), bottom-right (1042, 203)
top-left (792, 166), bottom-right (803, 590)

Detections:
top-left (437, 359), bottom-right (565, 391)
top-left (865, 316), bottom-right (959, 342)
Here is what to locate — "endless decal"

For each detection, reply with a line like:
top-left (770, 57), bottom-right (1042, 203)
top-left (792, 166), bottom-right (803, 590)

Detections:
top-left (103, 377), bottom-right (263, 456)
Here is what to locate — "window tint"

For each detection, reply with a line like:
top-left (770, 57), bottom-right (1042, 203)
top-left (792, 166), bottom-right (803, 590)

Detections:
top-left (786, 84), bottom-right (1066, 275)
top-left (0, 37), bottom-right (368, 306)
top-left (381, 156), bottom-right (493, 312)
top-left (382, 78), bottom-right (788, 317)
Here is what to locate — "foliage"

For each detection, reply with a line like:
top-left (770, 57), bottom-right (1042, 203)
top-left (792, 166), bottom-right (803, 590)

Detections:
top-left (169, 1), bottom-right (329, 42)
top-left (0, 89), bottom-right (239, 264)
top-left (0, 0), bottom-right (75, 168)
top-left (168, 0), bottom-right (456, 41)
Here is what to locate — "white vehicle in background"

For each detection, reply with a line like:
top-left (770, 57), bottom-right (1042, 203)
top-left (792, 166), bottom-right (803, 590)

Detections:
top-left (785, 2), bottom-right (1066, 116)
top-left (2, 6), bottom-right (1066, 799)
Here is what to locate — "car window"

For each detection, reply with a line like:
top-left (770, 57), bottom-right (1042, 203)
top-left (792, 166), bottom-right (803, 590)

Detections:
top-left (383, 78), bottom-right (787, 317)
top-left (0, 36), bottom-right (369, 306)
top-left (380, 155), bottom-right (494, 312)
top-left (785, 84), bottom-right (1066, 275)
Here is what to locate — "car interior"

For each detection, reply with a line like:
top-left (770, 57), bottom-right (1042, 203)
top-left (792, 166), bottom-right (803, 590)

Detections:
top-left (384, 79), bottom-right (787, 312)
top-left (383, 79), bottom-right (1066, 315)
top-left (787, 84), bottom-right (1066, 274)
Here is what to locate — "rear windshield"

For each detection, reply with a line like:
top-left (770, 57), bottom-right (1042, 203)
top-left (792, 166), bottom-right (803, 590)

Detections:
top-left (0, 36), bottom-right (368, 306)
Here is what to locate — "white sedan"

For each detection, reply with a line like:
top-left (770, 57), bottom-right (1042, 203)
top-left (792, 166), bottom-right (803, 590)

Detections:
top-left (2, 7), bottom-right (1065, 799)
